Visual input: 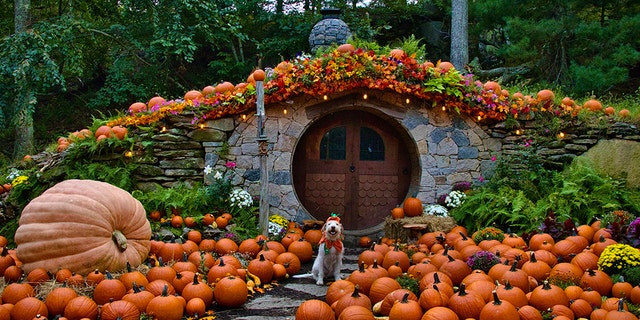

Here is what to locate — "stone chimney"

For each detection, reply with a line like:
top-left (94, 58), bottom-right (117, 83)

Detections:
top-left (308, 8), bottom-right (352, 53)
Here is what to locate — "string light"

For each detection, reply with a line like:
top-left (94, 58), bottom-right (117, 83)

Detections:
top-left (558, 132), bottom-right (565, 139)
top-left (199, 123), bottom-right (205, 129)
top-left (161, 126), bottom-right (167, 132)
top-left (323, 95), bottom-right (328, 100)
top-left (363, 93), bottom-right (368, 100)
top-left (477, 115), bottom-right (482, 121)
top-left (442, 106), bottom-right (446, 111)
top-left (516, 129), bottom-right (522, 135)
top-left (283, 108), bottom-right (288, 115)
top-left (124, 150), bottom-right (133, 158)
top-left (405, 98), bottom-right (410, 104)
top-left (242, 114), bottom-right (247, 120)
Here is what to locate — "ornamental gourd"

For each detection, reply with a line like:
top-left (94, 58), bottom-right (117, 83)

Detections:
top-left (15, 179), bottom-right (151, 275)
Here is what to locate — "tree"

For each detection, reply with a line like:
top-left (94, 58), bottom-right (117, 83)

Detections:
top-left (450, 0), bottom-right (469, 72)
top-left (12, 0), bottom-right (35, 158)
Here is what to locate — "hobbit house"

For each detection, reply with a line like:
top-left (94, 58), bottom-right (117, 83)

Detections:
top-left (35, 12), bottom-right (640, 240)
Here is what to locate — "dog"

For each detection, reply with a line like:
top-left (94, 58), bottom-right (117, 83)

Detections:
top-left (293, 215), bottom-right (345, 285)
top-left (311, 216), bottom-right (344, 285)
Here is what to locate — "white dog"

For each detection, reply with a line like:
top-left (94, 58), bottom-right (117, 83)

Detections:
top-left (311, 216), bottom-right (344, 285)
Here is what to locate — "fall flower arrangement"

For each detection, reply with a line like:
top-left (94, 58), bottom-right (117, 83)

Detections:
top-left (597, 243), bottom-right (640, 275)
top-left (105, 47), bottom-right (578, 130)
top-left (466, 250), bottom-right (501, 273)
top-left (268, 214), bottom-right (289, 240)
top-left (471, 227), bottom-right (506, 243)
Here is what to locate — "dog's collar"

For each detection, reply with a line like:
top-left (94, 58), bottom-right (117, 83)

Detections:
top-left (319, 236), bottom-right (343, 254)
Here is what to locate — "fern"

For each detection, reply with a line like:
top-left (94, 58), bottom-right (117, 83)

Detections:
top-left (451, 186), bottom-right (537, 233)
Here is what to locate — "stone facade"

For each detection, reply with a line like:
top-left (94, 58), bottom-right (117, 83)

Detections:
top-left (127, 89), bottom-right (639, 232)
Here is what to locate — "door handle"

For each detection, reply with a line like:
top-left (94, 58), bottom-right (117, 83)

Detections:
top-left (349, 164), bottom-right (356, 173)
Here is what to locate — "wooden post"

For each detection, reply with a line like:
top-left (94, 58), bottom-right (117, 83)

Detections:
top-left (256, 80), bottom-right (269, 236)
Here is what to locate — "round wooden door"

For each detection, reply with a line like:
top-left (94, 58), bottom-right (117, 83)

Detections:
top-left (293, 110), bottom-right (411, 230)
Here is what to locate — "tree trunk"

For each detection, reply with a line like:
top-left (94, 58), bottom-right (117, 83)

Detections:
top-left (14, 0), bottom-right (36, 158)
top-left (450, 0), bottom-right (468, 73)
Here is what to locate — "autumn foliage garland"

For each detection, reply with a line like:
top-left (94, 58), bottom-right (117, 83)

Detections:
top-left (107, 47), bottom-right (578, 128)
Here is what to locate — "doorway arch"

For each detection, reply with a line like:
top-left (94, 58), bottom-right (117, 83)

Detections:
top-left (292, 109), bottom-right (415, 231)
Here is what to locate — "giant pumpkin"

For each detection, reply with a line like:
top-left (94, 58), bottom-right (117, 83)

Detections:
top-left (15, 179), bottom-right (151, 275)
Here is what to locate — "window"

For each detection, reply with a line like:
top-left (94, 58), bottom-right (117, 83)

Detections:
top-left (320, 126), bottom-right (346, 160)
top-left (360, 127), bottom-right (384, 161)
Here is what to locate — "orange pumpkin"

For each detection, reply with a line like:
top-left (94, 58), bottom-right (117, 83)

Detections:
top-left (252, 69), bottom-right (266, 81)
top-left (147, 96), bottom-right (166, 109)
top-left (184, 90), bottom-right (203, 101)
top-left (391, 206), bottom-right (405, 219)
top-left (14, 179), bottom-right (151, 275)
top-left (402, 197), bottom-right (423, 217)
top-left (337, 43), bottom-right (356, 54)
top-left (389, 48), bottom-right (407, 60)
top-left (128, 102), bottom-right (147, 114)
top-left (584, 99), bottom-right (603, 112)
top-left (537, 89), bottom-right (555, 101)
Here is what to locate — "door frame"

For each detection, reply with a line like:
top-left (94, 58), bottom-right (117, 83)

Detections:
top-left (292, 104), bottom-right (420, 235)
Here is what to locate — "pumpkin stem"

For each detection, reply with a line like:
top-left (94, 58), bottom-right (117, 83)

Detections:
top-left (587, 269), bottom-right (596, 276)
top-left (459, 231), bottom-right (468, 240)
top-left (458, 283), bottom-right (468, 296)
top-left (112, 230), bottom-right (128, 252)
top-left (0, 246), bottom-right (8, 256)
top-left (105, 270), bottom-right (114, 279)
top-left (259, 254), bottom-right (266, 261)
top-left (509, 261), bottom-right (518, 272)
top-left (372, 260), bottom-right (380, 268)
top-left (542, 280), bottom-right (551, 290)
top-left (193, 273), bottom-right (200, 285)
top-left (504, 280), bottom-right (514, 290)
top-left (433, 272), bottom-right (442, 284)
top-left (529, 252), bottom-right (537, 263)
top-left (161, 284), bottom-right (169, 297)
top-left (447, 255), bottom-right (455, 262)
top-left (358, 261), bottom-right (366, 272)
top-left (432, 284), bottom-right (440, 292)
top-left (491, 290), bottom-right (502, 305)
top-left (401, 292), bottom-right (411, 303)
top-left (351, 285), bottom-right (361, 297)
top-left (132, 282), bottom-right (141, 292)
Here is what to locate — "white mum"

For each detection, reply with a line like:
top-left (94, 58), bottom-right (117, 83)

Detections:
top-left (424, 204), bottom-right (449, 217)
top-left (444, 190), bottom-right (466, 209)
top-left (229, 188), bottom-right (253, 208)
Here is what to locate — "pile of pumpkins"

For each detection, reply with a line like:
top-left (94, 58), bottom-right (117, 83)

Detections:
top-left (296, 224), bottom-right (640, 320)
top-left (57, 125), bottom-right (128, 152)
top-left (0, 179), bottom-right (321, 319)
top-left (0, 221), bottom-right (322, 320)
